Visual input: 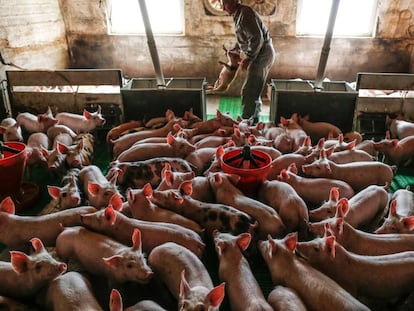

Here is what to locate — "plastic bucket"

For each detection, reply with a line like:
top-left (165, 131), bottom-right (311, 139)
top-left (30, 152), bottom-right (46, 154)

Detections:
top-left (0, 142), bottom-right (27, 199)
top-left (221, 148), bottom-right (272, 196)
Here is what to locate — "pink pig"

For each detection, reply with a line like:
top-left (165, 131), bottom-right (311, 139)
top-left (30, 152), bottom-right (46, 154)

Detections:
top-left (55, 105), bottom-right (105, 133)
top-left (0, 117), bottom-right (22, 141)
top-left (117, 133), bottom-right (196, 162)
top-left (0, 238), bottom-right (67, 299)
top-left (148, 242), bottom-right (225, 311)
top-left (16, 107), bottom-right (58, 133)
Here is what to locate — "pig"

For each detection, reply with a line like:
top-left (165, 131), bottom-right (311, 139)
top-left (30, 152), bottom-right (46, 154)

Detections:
top-left (47, 170), bottom-right (82, 210)
top-left (117, 133), bottom-right (196, 162)
top-left (41, 145), bottom-right (66, 172)
top-left (295, 234), bottom-right (414, 301)
top-left (386, 115), bottom-right (414, 139)
top-left (208, 44), bottom-right (241, 93)
top-left (190, 175), bottom-right (216, 203)
top-left (267, 286), bottom-right (307, 311)
top-left (0, 238), bottom-right (67, 299)
top-left (373, 136), bottom-right (414, 167)
top-left (277, 163), bottom-right (354, 206)
top-left (295, 114), bottom-right (342, 142)
top-left (106, 120), bottom-right (143, 144)
top-left (16, 108), bottom-right (58, 133)
top-left (150, 180), bottom-right (256, 236)
top-left (126, 184), bottom-right (204, 234)
top-left (56, 226), bottom-right (153, 284)
top-left (46, 124), bottom-right (77, 142)
top-left (110, 157), bottom-right (193, 190)
top-left (0, 117), bottom-right (22, 141)
top-left (375, 199), bottom-right (414, 234)
top-left (325, 144), bottom-right (375, 164)
top-left (55, 105), bottom-right (106, 133)
top-left (189, 110), bottom-right (238, 134)
top-left (257, 179), bottom-right (309, 239)
top-left (343, 131), bottom-right (363, 144)
top-left (79, 205), bottom-right (205, 257)
top-left (310, 185), bottom-right (389, 229)
top-left (213, 231), bottom-right (273, 311)
top-left (266, 153), bottom-right (307, 180)
top-left (58, 133), bottom-right (94, 169)
top-left (178, 151), bottom-right (202, 171)
top-left (148, 242), bottom-right (225, 311)
top-left (79, 165), bottom-right (122, 209)
top-left (40, 271), bottom-right (103, 311)
top-left (257, 233), bottom-right (371, 311)
top-left (111, 117), bottom-right (186, 158)
top-left (26, 132), bottom-right (49, 166)
top-left (314, 217), bottom-right (414, 256)
top-left (0, 196), bottom-right (96, 249)
top-left (109, 288), bottom-right (167, 311)
top-left (208, 172), bottom-right (286, 239)
top-left (155, 164), bottom-right (196, 191)
top-left (301, 149), bottom-right (395, 192)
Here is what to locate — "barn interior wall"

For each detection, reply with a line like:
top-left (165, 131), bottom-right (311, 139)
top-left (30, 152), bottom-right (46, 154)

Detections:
top-left (0, 0), bottom-right (414, 87)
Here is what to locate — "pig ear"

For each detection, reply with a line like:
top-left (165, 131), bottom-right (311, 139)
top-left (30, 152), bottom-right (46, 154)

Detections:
top-left (267, 235), bottom-right (278, 258)
top-left (103, 255), bottom-right (122, 268)
top-left (41, 146), bottom-right (50, 157)
top-left (97, 105), bottom-right (102, 114)
top-left (0, 126), bottom-right (6, 133)
top-left (336, 217), bottom-right (344, 235)
top-left (228, 173), bottom-right (240, 185)
top-left (0, 196), bottom-right (15, 214)
top-left (390, 199), bottom-right (397, 217)
top-left (325, 146), bottom-right (335, 157)
top-left (402, 216), bottom-right (414, 231)
top-left (330, 187), bottom-right (339, 202)
top-left (336, 198), bottom-right (349, 217)
top-left (166, 133), bottom-right (175, 145)
top-left (179, 269), bottom-right (191, 299)
top-left (163, 170), bottom-right (174, 186)
top-left (348, 140), bottom-right (356, 149)
top-left (215, 240), bottom-right (225, 256)
top-left (10, 251), bottom-right (30, 273)
top-left (237, 233), bottom-right (251, 251)
top-left (47, 185), bottom-right (61, 200)
top-left (110, 289), bottom-right (123, 311)
top-left (142, 183), bottom-right (153, 197)
top-left (216, 145), bottom-right (225, 158)
top-left (56, 142), bottom-right (69, 154)
top-left (131, 228), bottom-right (142, 252)
top-left (288, 163), bottom-right (298, 174)
top-left (109, 193), bottom-right (123, 211)
top-left (284, 232), bottom-right (297, 252)
top-left (323, 223), bottom-right (333, 237)
top-left (104, 206), bottom-right (117, 225)
top-left (204, 282), bottom-right (226, 308)
top-left (325, 236), bottom-right (336, 258)
top-left (88, 182), bottom-right (101, 196)
top-left (179, 180), bottom-right (193, 196)
top-left (30, 238), bottom-right (45, 253)
top-left (83, 110), bottom-right (92, 120)
top-left (391, 139), bottom-right (398, 147)
top-left (213, 173), bottom-right (223, 184)
top-left (279, 169), bottom-right (289, 181)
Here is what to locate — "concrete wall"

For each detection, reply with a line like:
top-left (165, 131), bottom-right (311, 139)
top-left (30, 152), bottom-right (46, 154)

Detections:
top-left (0, 0), bottom-right (414, 86)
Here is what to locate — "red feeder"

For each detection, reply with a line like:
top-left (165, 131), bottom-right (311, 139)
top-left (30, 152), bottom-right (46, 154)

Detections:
top-left (221, 146), bottom-right (272, 197)
top-left (0, 142), bottom-right (39, 212)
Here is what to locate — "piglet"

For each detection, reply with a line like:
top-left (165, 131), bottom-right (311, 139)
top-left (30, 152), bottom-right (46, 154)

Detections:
top-left (47, 169), bottom-right (82, 209)
top-left (0, 117), bottom-right (22, 141)
top-left (386, 115), bottom-right (414, 139)
top-left (267, 286), bottom-right (307, 311)
top-left (0, 238), bottom-right (67, 299)
top-left (148, 242), bottom-right (225, 311)
top-left (117, 133), bottom-right (196, 162)
top-left (56, 105), bottom-right (105, 133)
top-left (16, 107), bottom-right (58, 133)
top-left (373, 135), bottom-right (414, 167)
top-left (40, 271), bottom-right (103, 311)
top-left (109, 288), bottom-right (167, 311)
top-left (213, 231), bottom-right (273, 311)
top-left (79, 165), bottom-right (122, 209)
top-left (56, 226), bottom-right (153, 284)
top-left (258, 233), bottom-right (370, 311)
top-left (0, 196), bottom-right (96, 250)
top-left (26, 132), bottom-right (49, 166)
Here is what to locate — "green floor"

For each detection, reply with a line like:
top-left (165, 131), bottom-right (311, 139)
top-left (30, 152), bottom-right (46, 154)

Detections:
top-left (207, 96), bottom-right (270, 122)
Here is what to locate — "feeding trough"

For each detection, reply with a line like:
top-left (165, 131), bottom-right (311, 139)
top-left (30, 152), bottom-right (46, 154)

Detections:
top-left (221, 146), bottom-right (272, 196)
top-left (0, 142), bottom-right (39, 212)
top-left (270, 0), bottom-right (357, 134)
top-left (121, 0), bottom-right (206, 122)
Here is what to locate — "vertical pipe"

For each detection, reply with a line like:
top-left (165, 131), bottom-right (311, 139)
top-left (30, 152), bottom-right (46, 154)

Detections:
top-left (314, 0), bottom-right (341, 90)
top-left (138, 0), bottom-right (166, 87)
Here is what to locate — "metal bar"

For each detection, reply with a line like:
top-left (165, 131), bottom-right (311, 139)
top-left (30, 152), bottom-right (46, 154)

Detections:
top-left (138, 0), bottom-right (166, 88)
top-left (314, 0), bottom-right (341, 90)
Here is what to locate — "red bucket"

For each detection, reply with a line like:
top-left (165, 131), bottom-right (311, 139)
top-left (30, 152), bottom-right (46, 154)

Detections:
top-left (0, 142), bottom-right (27, 200)
top-left (221, 148), bottom-right (272, 196)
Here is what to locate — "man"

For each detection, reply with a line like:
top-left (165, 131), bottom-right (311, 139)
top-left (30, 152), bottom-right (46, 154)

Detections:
top-left (221, 0), bottom-right (275, 124)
